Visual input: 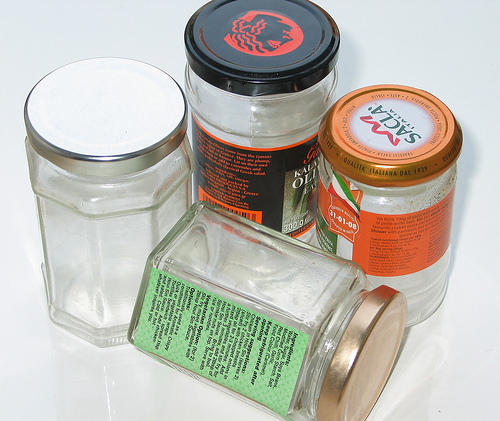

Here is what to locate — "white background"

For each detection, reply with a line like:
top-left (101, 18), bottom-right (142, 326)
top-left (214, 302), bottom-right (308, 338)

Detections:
top-left (1, 1), bottom-right (499, 420)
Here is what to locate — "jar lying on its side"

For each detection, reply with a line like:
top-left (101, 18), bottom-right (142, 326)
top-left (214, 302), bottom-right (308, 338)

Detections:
top-left (316, 85), bottom-right (462, 326)
top-left (25, 58), bottom-right (194, 347)
top-left (128, 202), bottom-right (407, 421)
top-left (184, 0), bottom-right (340, 243)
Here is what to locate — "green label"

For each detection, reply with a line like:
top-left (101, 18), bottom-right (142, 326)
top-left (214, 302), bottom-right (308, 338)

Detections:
top-left (134, 268), bottom-right (310, 420)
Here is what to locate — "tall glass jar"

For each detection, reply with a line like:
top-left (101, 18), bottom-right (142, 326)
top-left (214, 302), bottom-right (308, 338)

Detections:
top-left (184, 0), bottom-right (340, 243)
top-left (25, 58), bottom-right (194, 347)
top-left (128, 202), bottom-right (407, 421)
top-left (316, 85), bottom-right (462, 326)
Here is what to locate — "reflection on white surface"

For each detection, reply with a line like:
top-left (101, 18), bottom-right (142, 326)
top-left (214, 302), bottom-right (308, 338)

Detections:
top-left (4, 252), bottom-right (498, 421)
top-left (369, 258), bottom-right (500, 420)
top-left (50, 335), bottom-right (171, 421)
top-left (1, 0), bottom-right (500, 420)
top-left (51, 335), bottom-right (276, 421)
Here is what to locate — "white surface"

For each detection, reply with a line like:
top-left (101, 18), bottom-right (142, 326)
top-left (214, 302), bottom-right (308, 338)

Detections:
top-left (1, 1), bottom-right (498, 420)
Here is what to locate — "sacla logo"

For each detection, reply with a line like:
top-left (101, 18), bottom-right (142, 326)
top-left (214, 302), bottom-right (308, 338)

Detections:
top-left (359, 105), bottom-right (422, 147)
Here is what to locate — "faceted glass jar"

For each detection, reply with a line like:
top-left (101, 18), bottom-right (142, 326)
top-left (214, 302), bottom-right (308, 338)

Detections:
top-left (25, 58), bottom-right (194, 347)
top-left (129, 202), bottom-right (407, 421)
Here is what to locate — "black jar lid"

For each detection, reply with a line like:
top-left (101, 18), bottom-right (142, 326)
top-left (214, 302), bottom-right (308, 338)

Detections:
top-left (184, 0), bottom-right (340, 96)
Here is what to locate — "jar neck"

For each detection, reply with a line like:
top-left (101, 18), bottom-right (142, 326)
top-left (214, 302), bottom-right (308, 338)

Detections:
top-left (26, 137), bottom-right (193, 216)
top-left (319, 154), bottom-right (457, 196)
top-left (185, 65), bottom-right (338, 143)
top-left (292, 289), bottom-right (368, 420)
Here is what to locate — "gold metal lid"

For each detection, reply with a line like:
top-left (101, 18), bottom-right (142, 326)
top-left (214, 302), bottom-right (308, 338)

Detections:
top-left (317, 285), bottom-right (407, 421)
top-left (319, 85), bottom-right (462, 186)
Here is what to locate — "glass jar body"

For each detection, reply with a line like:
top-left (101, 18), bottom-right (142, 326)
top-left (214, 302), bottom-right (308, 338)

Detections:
top-left (26, 137), bottom-right (193, 347)
top-left (128, 202), bottom-right (371, 420)
top-left (185, 66), bottom-right (338, 243)
top-left (316, 154), bottom-right (457, 326)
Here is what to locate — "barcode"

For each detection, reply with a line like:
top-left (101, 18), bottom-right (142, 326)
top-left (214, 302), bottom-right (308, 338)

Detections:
top-left (198, 188), bottom-right (263, 224)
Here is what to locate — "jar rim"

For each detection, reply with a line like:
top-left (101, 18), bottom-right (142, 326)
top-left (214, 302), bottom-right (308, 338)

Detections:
top-left (24, 58), bottom-right (187, 177)
top-left (319, 85), bottom-right (462, 187)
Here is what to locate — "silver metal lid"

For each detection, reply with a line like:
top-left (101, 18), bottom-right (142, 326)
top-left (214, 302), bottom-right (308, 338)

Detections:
top-left (24, 58), bottom-right (187, 176)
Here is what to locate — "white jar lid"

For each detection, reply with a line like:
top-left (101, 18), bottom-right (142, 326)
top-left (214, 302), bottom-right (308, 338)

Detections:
top-left (25, 58), bottom-right (186, 176)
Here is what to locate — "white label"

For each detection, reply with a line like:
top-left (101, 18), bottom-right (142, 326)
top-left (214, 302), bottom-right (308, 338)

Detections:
top-left (349, 98), bottom-right (435, 154)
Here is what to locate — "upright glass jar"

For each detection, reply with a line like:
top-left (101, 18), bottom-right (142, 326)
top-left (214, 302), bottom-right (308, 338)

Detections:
top-left (316, 85), bottom-right (462, 326)
top-left (129, 202), bottom-right (407, 421)
top-left (184, 0), bottom-right (340, 242)
top-left (25, 58), bottom-right (194, 347)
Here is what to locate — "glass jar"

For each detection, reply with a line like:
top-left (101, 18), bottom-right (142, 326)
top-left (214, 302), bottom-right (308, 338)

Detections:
top-left (184, 0), bottom-right (340, 243)
top-left (25, 58), bottom-right (194, 347)
top-left (128, 201), bottom-right (407, 421)
top-left (316, 85), bottom-right (462, 326)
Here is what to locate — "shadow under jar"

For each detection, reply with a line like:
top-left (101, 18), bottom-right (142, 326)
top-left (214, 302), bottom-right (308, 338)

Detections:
top-left (25, 58), bottom-right (194, 347)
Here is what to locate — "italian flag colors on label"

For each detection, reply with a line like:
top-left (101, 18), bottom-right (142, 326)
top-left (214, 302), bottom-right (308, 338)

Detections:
top-left (317, 167), bottom-right (455, 277)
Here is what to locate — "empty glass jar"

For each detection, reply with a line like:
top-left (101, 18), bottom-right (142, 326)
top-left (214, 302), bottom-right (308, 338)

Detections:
top-left (25, 58), bottom-right (194, 347)
top-left (129, 201), bottom-right (407, 420)
top-left (184, 0), bottom-right (340, 242)
top-left (316, 84), bottom-right (462, 326)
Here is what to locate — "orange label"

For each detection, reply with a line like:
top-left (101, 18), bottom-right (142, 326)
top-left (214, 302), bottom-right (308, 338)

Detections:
top-left (327, 203), bottom-right (359, 242)
top-left (317, 176), bottom-right (455, 277)
top-left (353, 188), bottom-right (455, 276)
top-left (317, 182), bottom-right (360, 243)
top-left (198, 187), bottom-right (263, 224)
top-left (317, 171), bottom-right (363, 249)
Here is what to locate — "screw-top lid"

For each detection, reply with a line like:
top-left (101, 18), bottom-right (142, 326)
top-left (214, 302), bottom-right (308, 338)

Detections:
top-left (184, 0), bottom-right (340, 96)
top-left (319, 85), bottom-right (462, 187)
top-left (317, 285), bottom-right (407, 421)
top-left (24, 58), bottom-right (187, 177)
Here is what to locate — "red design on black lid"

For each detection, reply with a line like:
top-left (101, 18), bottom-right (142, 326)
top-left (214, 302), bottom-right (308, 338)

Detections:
top-left (224, 11), bottom-right (304, 56)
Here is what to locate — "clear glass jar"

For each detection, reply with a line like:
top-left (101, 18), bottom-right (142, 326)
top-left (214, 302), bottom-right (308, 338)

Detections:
top-left (184, 0), bottom-right (340, 242)
top-left (316, 85), bottom-right (462, 326)
top-left (24, 58), bottom-right (194, 347)
top-left (128, 202), bottom-right (407, 421)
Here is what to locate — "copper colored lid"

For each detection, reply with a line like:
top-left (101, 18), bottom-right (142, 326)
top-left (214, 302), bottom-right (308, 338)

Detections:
top-left (317, 285), bottom-right (407, 421)
top-left (319, 85), bottom-right (462, 186)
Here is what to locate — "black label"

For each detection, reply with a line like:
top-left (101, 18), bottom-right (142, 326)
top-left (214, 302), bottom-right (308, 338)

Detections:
top-left (193, 118), bottom-right (319, 237)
